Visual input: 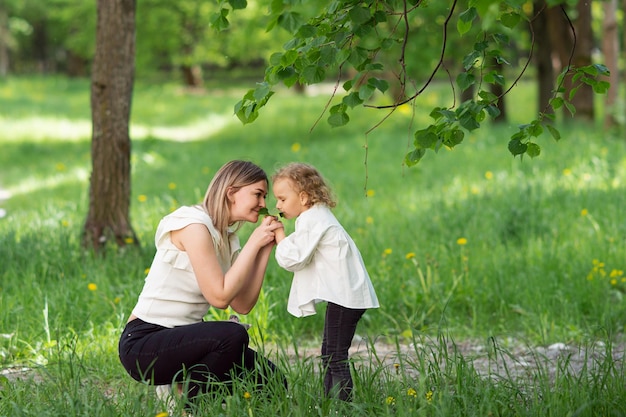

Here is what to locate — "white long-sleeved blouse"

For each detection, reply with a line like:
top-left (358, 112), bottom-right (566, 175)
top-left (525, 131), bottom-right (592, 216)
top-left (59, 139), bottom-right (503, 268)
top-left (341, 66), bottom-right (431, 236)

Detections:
top-left (275, 204), bottom-right (379, 317)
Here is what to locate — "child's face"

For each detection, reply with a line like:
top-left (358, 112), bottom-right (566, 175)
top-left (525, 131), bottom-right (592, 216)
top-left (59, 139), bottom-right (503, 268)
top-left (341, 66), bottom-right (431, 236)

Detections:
top-left (273, 178), bottom-right (309, 220)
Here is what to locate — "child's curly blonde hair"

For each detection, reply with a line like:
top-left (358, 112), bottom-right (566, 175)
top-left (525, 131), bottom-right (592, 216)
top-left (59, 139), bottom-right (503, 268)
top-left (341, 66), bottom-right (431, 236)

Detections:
top-left (272, 162), bottom-right (336, 208)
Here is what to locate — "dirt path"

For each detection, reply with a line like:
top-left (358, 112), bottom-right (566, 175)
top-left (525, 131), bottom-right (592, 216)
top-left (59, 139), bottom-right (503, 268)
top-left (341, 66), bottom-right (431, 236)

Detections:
top-left (3, 337), bottom-right (624, 385)
top-left (274, 336), bottom-right (626, 383)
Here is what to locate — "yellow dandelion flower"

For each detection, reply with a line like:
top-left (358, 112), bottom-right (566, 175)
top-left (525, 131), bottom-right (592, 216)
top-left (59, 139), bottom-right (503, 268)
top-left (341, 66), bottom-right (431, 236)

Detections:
top-left (425, 390), bottom-right (433, 403)
top-left (138, 194), bottom-right (147, 202)
top-left (484, 171), bottom-right (493, 180)
top-left (407, 387), bottom-right (417, 397)
top-left (394, 363), bottom-right (400, 374)
top-left (61, 220), bottom-right (69, 227)
top-left (586, 273), bottom-right (594, 281)
top-left (366, 189), bottom-right (375, 197)
top-left (291, 143), bottom-right (301, 152)
top-left (611, 279), bottom-right (618, 286)
top-left (563, 168), bottom-right (572, 176)
top-left (581, 208), bottom-right (588, 216)
top-left (456, 237), bottom-right (468, 245)
top-left (55, 163), bottom-right (66, 171)
top-left (385, 396), bottom-right (396, 405)
top-left (405, 252), bottom-right (416, 260)
top-left (168, 182), bottom-right (177, 190)
top-left (243, 391), bottom-right (251, 400)
top-left (383, 248), bottom-right (392, 257)
top-left (610, 269), bottom-right (623, 278)
top-left (88, 283), bottom-right (97, 291)
top-left (124, 237), bottom-right (134, 244)
top-left (366, 216), bottom-right (374, 224)
top-left (144, 268), bottom-right (151, 275)
top-left (114, 297), bottom-right (121, 304)
top-left (155, 412), bottom-right (169, 417)
top-left (470, 185), bottom-right (479, 195)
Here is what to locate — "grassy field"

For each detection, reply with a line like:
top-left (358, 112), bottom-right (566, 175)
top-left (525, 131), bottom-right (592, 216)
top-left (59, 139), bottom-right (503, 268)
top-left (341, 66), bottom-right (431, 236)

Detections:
top-left (1, 76), bottom-right (625, 416)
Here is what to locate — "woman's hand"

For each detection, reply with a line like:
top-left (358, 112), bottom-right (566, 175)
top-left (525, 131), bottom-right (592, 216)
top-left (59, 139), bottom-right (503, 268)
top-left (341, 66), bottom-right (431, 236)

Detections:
top-left (248, 215), bottom-right (283, 248)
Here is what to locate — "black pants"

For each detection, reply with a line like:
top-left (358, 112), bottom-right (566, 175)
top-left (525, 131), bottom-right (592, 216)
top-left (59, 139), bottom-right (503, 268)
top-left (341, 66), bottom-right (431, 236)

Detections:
top-left (118, 318), bottom-right (285, 399)
top-left (321, 302), bottom-right (366, 401)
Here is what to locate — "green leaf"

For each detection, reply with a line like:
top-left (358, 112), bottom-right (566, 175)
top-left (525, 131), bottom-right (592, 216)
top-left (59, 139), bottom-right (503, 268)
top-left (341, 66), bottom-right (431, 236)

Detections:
top-left (358, 84), bottom-right (376, 101)
top-left (462, 51), bottom-right (480, 70)
top-left (349, 6), bottom-right (371, 25)
top-left (343, 92), bottom-right (363, 108)
top-left (457, 7), bottom-right (477, 35)
top-left (253, 83), bottom-right (271, 102)
top-left (228, 0), bottom-right (247, 10)
top-left (443, 129), bottom-right (464, 147)
top-left (526, 142), bottom-right (541, 158)
top-left (210, 9), bottom-right (230, 31)
top-left (457, 18), bottom-right (472, 36)
top-left (508, 138), bottom-right (528, 156)
top-left (297, 24), bottom-right (317, 38)
top-left (550, 97), bottom-right (564, 110)
top-left (328, 111), bottom-right (349, 127)
top-left (368, 77), bottom-right (389, 93)
top-left (456, 72), bottom-right (475, 92)
top-left (278, 12), bottom-right (303, 33)
top-left (546, 124), bottom-right (561, 141)
top-left (459, 112), bottom-right (480, 131)
top-left (500, 12), bottom-right (520, 29)
top-left (302, 65), bottom-right (326, 84)
top-left (528, 120), bottom-right (543, 137)
top-left (593, 81), bottom-right (610, 94)
top-left (564, 100), bottom-right (576, 116)
top-left (484, 104), bottom-right (501, 119)
top-left (405, 148), bottom-right (426, 166)
top-left (414, 129), bottom-right (439, 149)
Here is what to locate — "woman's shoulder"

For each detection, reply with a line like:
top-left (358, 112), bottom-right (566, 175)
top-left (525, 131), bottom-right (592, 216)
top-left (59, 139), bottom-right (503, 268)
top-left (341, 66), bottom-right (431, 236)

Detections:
top-left (158, 206), bottom-right (217, 235)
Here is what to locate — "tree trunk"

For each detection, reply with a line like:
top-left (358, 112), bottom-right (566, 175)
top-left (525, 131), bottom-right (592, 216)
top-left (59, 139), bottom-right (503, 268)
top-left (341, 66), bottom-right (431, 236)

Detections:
top-left (533, 1), bottom-right (554, 117)
top-left (84, 0), bottom-right (137, 251)
top-left (569, 0), bottom-right (594, 121)
top-left (602, 0), bottom-right (619, 129)
top-left (546, 5), bottom-right (574, 119)
top-left (0, 7), bottom-right (9, 77)
top-left (181, 64), bottom-right (203, 87)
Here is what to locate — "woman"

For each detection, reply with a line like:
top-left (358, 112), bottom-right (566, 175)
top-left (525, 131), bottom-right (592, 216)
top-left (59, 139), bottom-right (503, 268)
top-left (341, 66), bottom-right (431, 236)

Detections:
top-left (118, 160), bottom-right (286, 407)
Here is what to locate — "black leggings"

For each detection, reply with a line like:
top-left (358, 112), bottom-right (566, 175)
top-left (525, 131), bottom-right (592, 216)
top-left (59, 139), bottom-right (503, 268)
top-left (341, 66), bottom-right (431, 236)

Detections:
top-left (321, 302), bottom-right (366, 401)
top-left (118, 318), bottom-right (285, 399)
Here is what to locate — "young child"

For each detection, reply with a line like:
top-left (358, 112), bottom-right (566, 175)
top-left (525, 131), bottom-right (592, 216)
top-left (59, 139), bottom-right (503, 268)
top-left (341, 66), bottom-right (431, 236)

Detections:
top-left (271, 162), bottom-right (379, 401)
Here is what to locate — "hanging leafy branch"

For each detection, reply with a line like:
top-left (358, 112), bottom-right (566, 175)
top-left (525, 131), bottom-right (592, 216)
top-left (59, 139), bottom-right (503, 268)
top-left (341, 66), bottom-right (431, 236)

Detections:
top-left (218, 0), bottom-right (609, 165)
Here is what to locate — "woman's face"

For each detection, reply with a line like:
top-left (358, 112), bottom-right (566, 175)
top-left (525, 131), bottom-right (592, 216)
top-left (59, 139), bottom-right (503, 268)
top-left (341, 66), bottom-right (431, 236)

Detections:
top-left (228, 180), bottom-right (268, 223)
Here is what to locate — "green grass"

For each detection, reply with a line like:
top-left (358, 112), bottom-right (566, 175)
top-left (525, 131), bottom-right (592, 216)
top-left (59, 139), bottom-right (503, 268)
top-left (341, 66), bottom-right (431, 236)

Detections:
top-left (1, 76), bottom-right (625, 416)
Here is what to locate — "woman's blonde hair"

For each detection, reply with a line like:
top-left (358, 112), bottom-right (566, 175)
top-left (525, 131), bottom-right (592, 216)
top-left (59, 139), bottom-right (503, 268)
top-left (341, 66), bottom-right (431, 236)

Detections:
top-left (272, 162), bottom-right (336, 208)
top-left (202, 160), bottom-right (268, 249)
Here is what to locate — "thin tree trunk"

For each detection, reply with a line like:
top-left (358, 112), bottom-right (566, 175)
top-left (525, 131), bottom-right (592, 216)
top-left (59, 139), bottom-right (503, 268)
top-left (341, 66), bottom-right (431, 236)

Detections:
top-left (602, 0), bottom-right (619, 129)
top-left (569, 0), bottom-right (594, 121)
top-left (84, 0), bottom-right (137, 251)
top-left (533, 1), bottom-right (554, 117)
top-left (0, 7), bottom-right (8, 77)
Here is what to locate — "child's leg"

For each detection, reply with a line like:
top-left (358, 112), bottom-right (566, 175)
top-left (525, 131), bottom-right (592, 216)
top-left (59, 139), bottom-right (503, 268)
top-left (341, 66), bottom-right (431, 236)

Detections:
top-left (321, 302), bottom-right (366, 401)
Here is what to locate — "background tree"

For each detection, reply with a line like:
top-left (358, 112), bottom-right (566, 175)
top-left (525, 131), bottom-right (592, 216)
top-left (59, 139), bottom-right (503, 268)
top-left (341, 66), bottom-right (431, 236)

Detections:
top-left (602, 0), bottom-right (619, 129)
top-left (83, 0), bottom-right (137, 251)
